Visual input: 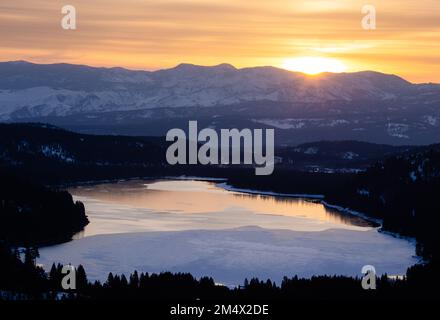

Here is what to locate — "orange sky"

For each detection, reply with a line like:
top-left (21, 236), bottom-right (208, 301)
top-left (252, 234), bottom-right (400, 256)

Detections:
top-left (0, 0), bottom-right (439, 83)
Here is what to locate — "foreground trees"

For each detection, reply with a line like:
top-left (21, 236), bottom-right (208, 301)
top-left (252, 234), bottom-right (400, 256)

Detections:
top-left (0, 243), bottom-right (438, 301)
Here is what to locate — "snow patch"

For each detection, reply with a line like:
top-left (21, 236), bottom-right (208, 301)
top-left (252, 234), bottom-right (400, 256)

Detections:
top-left (387, 123), bottom-right (409, 139)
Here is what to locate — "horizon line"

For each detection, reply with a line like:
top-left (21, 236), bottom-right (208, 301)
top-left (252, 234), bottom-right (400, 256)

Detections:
top-left (2, 59), bottom-right (437, 85)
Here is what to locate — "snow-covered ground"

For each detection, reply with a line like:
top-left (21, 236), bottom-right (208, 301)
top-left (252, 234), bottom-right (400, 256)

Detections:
top-left (38, 227), bottom-right (418, 286)
top-left (37, 180), bottom-right (418, 286)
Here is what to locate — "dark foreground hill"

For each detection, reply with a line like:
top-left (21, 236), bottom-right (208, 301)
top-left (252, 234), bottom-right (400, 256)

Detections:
top-left (0, 171), bottom-right (89, 245)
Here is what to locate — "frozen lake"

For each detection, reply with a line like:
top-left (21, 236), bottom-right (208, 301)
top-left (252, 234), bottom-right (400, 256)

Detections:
top-left (38, 180), bottom-right (418, 286)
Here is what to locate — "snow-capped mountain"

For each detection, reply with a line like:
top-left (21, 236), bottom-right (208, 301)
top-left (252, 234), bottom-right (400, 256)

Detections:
top-left (0, 60), bottom-right (424, 117)
top-left (1, 61), bottom-right (440, 145)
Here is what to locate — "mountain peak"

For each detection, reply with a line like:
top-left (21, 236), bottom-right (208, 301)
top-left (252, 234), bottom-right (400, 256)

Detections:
top-left (213, 63), bottom-right (236, 70)
top-left (172, 63), bottom-right (236, 72)
top-left (3, 60), bottom-right (33, 65)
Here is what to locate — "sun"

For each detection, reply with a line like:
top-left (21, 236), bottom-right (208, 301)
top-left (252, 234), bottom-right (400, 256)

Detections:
top-left (281, 57), bottom-right (348, 75)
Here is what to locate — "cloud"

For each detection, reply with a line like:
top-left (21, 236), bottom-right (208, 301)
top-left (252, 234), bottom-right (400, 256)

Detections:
top-left (0, 0), bottom-right (439, 82)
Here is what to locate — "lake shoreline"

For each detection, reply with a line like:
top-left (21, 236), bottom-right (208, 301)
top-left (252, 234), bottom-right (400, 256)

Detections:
top-left (215, 181), bottom-right (420, 248)
top-left (37, 177), bottom-right (422, 286)
top-left (54, 175), bottom-right (419, 251)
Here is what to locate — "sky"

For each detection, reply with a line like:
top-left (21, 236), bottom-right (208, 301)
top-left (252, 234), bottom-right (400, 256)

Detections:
top-left (0, 0), bottom-right (439, 83)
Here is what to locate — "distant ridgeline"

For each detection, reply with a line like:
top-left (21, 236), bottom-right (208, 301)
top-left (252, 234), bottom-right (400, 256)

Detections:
top-left (0, 123), bottom-right (422, 183)
top-left (0, 171), bottom-right (89, 245)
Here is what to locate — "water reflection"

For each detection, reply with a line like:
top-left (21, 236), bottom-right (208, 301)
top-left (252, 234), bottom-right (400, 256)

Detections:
top-left (231, 193), bottom-right (371, 227)
top-left (70, 179), bottom-right (374, 238)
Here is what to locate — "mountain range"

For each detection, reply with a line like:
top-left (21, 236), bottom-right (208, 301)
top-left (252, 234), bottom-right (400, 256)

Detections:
top-left (1, 60), bottom-right (440, 145)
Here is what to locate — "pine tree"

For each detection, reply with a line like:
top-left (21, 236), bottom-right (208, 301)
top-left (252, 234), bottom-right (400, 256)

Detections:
top-left (121, 274), bottom-right (128, 287)
top-left (106, 272), bottom-right (114, 288)
top-left (77, 265), bottom-right (88, 290)
top-left (24, 247), bottom-right (39, 268)
top-left (49, 263), bottom-right (59, 290)
top-left (130, 271), bottom-right (139, 289)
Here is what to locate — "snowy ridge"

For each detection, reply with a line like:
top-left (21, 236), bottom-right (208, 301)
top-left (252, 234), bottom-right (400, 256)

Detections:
top-left (0, 61), bottom-right (433, 120)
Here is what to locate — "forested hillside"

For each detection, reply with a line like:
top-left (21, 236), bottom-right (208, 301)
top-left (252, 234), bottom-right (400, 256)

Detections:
top-left (327, 144), bottom-right (440, 261)
top-left (0, 171), bottom-right (88, 245)
top-left (0, 123), bottom-right (168, 183)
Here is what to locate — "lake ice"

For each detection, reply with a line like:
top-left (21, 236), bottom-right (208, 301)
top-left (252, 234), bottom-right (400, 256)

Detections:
top-left (38, 180), bottom-right (418, 286)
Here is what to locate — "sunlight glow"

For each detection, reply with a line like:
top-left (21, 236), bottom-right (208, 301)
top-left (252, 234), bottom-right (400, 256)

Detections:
top-left (282, 57), bottom-right (348, 75)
